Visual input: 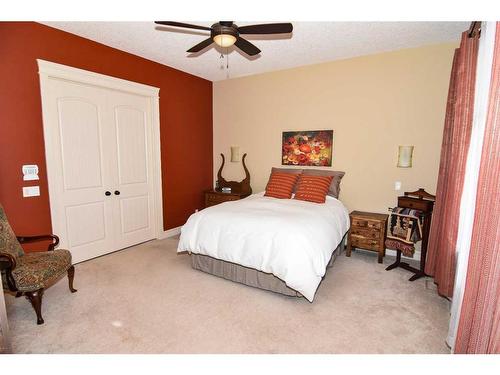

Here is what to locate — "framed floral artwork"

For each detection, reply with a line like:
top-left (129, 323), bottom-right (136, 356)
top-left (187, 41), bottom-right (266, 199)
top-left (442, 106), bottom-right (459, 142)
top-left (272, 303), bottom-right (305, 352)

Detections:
top-left (282, 130), bottom-right (333, 166)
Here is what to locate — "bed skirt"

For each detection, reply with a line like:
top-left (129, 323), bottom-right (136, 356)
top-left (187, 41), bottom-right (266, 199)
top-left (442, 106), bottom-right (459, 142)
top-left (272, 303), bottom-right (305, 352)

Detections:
top-left (189, 234), bottom-right (346, 299)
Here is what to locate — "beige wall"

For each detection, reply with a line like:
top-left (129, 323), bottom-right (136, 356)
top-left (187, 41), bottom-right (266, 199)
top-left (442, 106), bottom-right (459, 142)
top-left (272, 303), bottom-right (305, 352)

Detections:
top-left (213, 43), bottom-right (457, 214)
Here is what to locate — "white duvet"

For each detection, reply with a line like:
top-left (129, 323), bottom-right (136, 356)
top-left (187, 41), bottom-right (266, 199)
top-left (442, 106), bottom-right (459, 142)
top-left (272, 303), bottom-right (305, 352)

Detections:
top-left (177, 192), bottom-right (350, 302)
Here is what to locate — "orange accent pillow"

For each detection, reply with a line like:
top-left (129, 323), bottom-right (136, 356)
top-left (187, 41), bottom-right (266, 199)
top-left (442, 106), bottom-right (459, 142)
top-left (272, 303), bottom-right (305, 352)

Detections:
top-left (294, 175), bottom-right (334, 203)
top-left (264, 172), bottom-right (300, 199)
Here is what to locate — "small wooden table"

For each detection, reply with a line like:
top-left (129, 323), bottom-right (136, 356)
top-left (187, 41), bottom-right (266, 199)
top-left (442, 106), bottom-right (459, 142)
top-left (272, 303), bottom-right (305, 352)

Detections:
top-left (204, 190), bottom-right (251, 208)
top-left (346, 211), bottom-right (389, 263)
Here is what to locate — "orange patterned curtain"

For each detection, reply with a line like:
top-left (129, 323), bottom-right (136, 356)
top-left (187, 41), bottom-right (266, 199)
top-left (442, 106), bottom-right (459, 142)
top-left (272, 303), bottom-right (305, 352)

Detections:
top-left (425, 31), bottom-right (479, 297)
top-left (454, 22), bottom-right (500, 354)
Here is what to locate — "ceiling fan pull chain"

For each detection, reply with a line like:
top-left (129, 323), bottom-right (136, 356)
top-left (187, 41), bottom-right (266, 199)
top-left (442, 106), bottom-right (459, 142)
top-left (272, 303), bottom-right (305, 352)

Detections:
top-left (219, 26), bottom-right (224, 70)
top-left (226, 47), bottom-right (230, 79)
top-left (219, 51), bottom-right (225, 70)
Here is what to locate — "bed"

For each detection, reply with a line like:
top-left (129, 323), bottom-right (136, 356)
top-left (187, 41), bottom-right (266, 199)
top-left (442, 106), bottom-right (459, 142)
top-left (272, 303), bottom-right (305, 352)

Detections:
top-left (177, 192), bottom-right (350, 302)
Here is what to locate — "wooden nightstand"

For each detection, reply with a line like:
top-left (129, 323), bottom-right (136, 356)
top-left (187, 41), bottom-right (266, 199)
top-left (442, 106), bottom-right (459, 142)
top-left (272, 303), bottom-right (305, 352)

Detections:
top-left (204, 190), bottom-right (251, 208)
top-left (346, 211), bottom-right (389, 263)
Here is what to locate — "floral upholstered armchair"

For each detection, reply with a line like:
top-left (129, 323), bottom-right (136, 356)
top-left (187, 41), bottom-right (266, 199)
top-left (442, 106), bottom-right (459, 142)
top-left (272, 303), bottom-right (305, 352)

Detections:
top-left (0, 204), bottom-right (76, 325)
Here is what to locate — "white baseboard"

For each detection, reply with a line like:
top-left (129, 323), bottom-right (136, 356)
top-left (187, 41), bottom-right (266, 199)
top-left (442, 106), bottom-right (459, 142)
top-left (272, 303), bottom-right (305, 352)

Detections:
top-left (158, 226), bottom-right (182, 239)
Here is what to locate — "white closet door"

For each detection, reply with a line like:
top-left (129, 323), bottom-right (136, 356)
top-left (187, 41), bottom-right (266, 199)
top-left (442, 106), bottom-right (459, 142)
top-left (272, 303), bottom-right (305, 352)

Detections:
top-left (107, 90), bottom-right (156, 249)
top-left (43, 79), bottom-right (116, 263)
top-left (42, 78), bottom-right (157, 263)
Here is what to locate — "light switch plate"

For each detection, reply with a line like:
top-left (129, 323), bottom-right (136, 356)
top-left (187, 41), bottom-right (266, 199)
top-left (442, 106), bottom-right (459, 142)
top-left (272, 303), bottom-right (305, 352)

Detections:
top-left (23, 186), bottom-right (40, 197)
top-left (22, 165), bottom-right (39, 181)
top-left (395, 181), bottom-right (402, 191)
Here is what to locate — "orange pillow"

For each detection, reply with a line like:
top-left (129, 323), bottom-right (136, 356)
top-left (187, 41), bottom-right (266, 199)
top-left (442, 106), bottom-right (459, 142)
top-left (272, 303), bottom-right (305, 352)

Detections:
top-left (264, 172), bottom-right (300, 199)
top-left (294, 174), bottom-right (333, 203)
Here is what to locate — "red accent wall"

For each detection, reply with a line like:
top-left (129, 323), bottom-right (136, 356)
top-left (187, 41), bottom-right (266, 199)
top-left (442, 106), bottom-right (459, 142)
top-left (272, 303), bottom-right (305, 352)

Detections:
top-left (0, 22), bottom-right (213, 250)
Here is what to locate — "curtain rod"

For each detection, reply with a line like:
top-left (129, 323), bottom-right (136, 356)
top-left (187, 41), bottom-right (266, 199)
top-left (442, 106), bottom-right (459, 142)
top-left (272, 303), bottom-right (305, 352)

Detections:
top-left (468, 21), bottom-right (481, 38)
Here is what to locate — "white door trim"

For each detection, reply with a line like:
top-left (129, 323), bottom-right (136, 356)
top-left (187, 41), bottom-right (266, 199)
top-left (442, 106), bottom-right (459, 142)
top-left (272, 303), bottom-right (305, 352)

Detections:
top-left (37, 60), bottom-right (160, 97)
top-left (37, 59), bottom-right (164, 249)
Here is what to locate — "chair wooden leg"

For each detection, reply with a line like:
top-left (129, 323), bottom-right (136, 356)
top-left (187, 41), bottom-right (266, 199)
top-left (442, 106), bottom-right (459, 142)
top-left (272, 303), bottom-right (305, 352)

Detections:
top-left (68, 266), bottom-right (77, 293)
top-left (25, 289), bottom-right (44, 325)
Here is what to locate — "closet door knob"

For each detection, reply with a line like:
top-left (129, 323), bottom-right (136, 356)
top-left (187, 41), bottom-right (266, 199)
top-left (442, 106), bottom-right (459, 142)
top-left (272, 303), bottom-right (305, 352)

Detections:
top-left (114, 190), bottom-right (121, 195)
top-left (105, 191), bottom-right (111, 196)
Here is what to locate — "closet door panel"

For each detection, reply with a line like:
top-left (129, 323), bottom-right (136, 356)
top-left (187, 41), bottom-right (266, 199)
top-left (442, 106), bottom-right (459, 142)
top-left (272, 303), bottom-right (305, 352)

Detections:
top-left (120, 196), bottom-right (150, 234)
top-left (44, 79), bottom-right (116, 263)
top-left (65, 202), bottom-right (106, 248)
top-left (115, 106), bottom-right (148, 185)
top-left (58, 99), bottom-right (103, 190)
top-left (109, 92), bottom-right (156, 248)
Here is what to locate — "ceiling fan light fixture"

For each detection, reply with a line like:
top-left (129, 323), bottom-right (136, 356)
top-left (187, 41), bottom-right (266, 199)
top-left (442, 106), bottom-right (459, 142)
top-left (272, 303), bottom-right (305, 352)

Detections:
top-left (155, 21), bottom-right (292, 56)
top-left (213, 34), bottom-right (237, 48)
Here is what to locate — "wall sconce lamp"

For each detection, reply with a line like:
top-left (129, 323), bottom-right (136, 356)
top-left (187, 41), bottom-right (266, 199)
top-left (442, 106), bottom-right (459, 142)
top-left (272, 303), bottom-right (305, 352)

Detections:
top-left (230, 146), bottom-right (240, 162)
top-left (397, 145), bottom-right (414, 168)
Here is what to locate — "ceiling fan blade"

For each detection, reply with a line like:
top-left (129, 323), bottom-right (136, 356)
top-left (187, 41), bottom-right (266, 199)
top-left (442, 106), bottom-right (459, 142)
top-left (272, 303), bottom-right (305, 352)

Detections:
top-left (234, 37), bottom-right (261, 56)
top-left (238, 23), bottom-right (293, 35)
top-left (187, 38), bottom-right (214, 53)
top-left (154, 21), bottom-right (212, 31)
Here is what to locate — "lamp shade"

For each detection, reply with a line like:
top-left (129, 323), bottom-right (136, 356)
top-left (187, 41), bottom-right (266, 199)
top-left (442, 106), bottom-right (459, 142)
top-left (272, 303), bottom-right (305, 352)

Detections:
top-left (397, 145), bottom-right (414, 168)
top-left (213, 34), bottom-right (237, 48)
top-left (230, 146), bottom-right (240, 162)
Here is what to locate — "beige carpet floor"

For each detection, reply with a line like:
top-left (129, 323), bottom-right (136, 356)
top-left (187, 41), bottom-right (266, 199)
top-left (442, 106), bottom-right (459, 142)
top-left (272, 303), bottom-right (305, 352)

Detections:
top-left (5, 237), bottom-right (451, 353)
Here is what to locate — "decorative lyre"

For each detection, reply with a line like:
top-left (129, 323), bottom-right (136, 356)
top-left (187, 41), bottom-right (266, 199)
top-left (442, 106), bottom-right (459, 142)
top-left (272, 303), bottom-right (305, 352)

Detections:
top-left (216, 153), bottom-right (252, 195)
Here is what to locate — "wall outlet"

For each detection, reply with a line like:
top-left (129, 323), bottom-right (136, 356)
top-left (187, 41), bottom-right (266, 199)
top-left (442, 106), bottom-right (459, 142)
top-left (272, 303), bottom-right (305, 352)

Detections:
top-left (23, 186), bottom-right (40, 197)
top-left (394, 181), bottom-right (402, 191)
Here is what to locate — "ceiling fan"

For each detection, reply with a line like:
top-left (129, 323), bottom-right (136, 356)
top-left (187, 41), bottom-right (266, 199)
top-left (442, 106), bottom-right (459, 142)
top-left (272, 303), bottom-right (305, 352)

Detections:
top-left (154, 21), bottom-right (293, 56)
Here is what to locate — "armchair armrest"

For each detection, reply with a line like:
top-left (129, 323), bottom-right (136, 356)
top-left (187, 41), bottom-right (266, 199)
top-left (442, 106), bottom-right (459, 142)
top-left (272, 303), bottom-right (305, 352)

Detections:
top-left (16, 234), bottom-right (60, 251)
top-left (0, 252), bottom-right (17, 291)
top-left (0, 252), bottom-right (16, 271)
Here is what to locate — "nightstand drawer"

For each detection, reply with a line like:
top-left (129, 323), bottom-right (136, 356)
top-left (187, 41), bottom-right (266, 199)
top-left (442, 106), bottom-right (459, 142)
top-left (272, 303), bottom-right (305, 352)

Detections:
top-left (206, 195), bottom-right (238, 207)
top-left (350, 236), bottom-right (380, 251)
top-left (350, 227), bottom-right (381, 239)
top-left (207, 194), bottom-right (238, 203)
top-left (398, 197), bottom-right (434, 212)
top-left (352, 218), bottom-right (382, 230)
top-left (204, 190), bottom-right (250, 208)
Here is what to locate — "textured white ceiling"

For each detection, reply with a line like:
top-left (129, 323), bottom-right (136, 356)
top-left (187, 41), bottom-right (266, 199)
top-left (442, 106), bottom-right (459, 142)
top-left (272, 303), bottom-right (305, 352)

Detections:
top-left (41, 21), bottom-right (468, 81)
